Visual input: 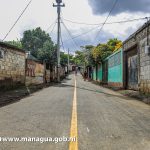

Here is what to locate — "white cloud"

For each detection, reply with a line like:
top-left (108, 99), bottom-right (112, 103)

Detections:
top-left (0, 0), bottom-right (149, 52)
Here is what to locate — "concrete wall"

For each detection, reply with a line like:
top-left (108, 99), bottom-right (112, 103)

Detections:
top-left (139, 35), bottom-right (150, 93)
top-left (26, 59), bottom-right (44, 85)
top-left (60, 66), bottom-right (66, 78)
top-left (0, 44), bottom-right (25, 89)
top-left (123, 23), bottom-right (150, 94)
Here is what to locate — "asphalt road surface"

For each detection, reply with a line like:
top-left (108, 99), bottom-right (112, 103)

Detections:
top-left (0, 74), bottom-right (150, 150)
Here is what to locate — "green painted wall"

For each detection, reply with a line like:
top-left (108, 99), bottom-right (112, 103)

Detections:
top-left (93, 67), bottom-right (97, 80)
top-left (92, 48), bottom-right (123, 83)
top-left (108, 64), bottom-right (122, 82)
top-left (108, 49), bottom-right (123, 83)
top-left (97, 65), bottom-right (102, 81)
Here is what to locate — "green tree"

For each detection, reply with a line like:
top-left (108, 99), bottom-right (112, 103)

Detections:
top-left (92, 38), bottom-right (122, 62)
top-left (92, 43), bottom-right (113, 62)
top-left (73, 50), bottom-right (85, 66)
top-left (60, 52), bottom-right (68, 65)
top-left (83, 45), bottom-right (95, 66)
top-left (107, 38), bottom-right (122, 52)
top-left (72, 45), bottom-right (95, 67)
top-left (21, 27), bottom-right (55, 60)
top-left (37, 40), bottom-right (57, 62)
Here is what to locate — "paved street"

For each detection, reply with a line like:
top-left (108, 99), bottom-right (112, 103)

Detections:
top-left (0, 74), bottom-right (150, 150)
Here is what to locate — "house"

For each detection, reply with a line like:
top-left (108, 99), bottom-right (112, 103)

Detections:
top-left (123, 20), bottom-right (150, 94)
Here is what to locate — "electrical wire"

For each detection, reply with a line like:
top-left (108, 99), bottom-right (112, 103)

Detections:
top-left (60, 34), bottom-right (65, 52)
top-left (94, 0), bottom-right (118, 42)
top-left (63, 17), bottom-right (150, 26)
top-left (48, 21), bottom-right (57, 36)
top-left (2, 0), bottom-right (33, 41)
top-left (60, 24), bottom-right (65, 52)
top-left (60, 22), bottom-right (78, 53)
top-left (61, 20), bottom-right (80, 50)
top-left (46, 19), bottom-right (57, 32)
top-left (63, 25), bottom-right (99, 42)
top-left (61, 16), bottom-right (149, 44)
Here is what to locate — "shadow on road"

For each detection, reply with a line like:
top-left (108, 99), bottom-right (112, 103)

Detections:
top-left (53, 82), bottom-right (135, 101)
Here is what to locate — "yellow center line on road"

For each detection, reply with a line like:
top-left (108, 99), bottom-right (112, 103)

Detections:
top-left (69, 75), bottom-right (78, 150)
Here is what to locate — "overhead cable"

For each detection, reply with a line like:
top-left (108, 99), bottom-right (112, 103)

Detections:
top-left (61, 20), bottom-right (80, 50)
top-left (94, 0), bottom-right (118, 42)
top-left (2, 0), bottom-right (33, 41)
top-left (63, 17), bottom-right (150, 26)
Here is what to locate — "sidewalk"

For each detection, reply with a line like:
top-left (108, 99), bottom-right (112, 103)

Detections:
top-left (91, 80), bottom-right (150, 105)
top-left (118, 90), bottom-right (150, 104)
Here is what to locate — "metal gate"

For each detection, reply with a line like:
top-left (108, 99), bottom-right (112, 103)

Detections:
top-left (127, 55), bottom-right (138, 90)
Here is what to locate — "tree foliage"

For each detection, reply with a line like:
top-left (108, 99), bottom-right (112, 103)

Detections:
top-left (73, 38), bottom-right (122, 67)
top-left (107, 38), bottom-right (122, 52)
top-left (92, 38), bottom-right (122, 62)
top-left (37, 40), bottom-right (57, 62)
top-left (21, 27), bottom-right (56, 61)
top-left (60, 52), bottom-right (68, 65)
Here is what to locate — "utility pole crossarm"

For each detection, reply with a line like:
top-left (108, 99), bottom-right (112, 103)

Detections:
top-left (53, 4), bottom-right (65, 7)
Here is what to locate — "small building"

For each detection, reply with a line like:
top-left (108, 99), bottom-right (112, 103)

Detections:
top-left (123, 21), bottom-right (150, 94)
top-left (0, 42), bottom-right (26, 89)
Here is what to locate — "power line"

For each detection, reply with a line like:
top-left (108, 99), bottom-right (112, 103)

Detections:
top-left (63, 25), bottom-right (99, 42)
top-left (49, 21), bottom-right (57, 36)
top-left (60, 34), bottom-right (65, 52)
top-left (46, 19), bottom-right (57, 32)
top-left (60, 22), bottom-right (77, 53)
top-left (60, 24), bottom-right (65, 52)
top-left (62, 16), bottom-right (149, 43)
top-left (2, 0), bottom-right (33, 41)
top-left (63, 17), bottom-right (150, 26)
top-left (61, 11), bottom-right (150, 42)
top-left (61, 20), bottom-right (80, 50)
top-left (94, 0), bottom-right (118, 42)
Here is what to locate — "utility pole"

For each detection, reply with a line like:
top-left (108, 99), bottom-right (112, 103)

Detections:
top-left (53, 0), bottom-right (65, 82)
top-left (68, 48), bottom-right (70, 73)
